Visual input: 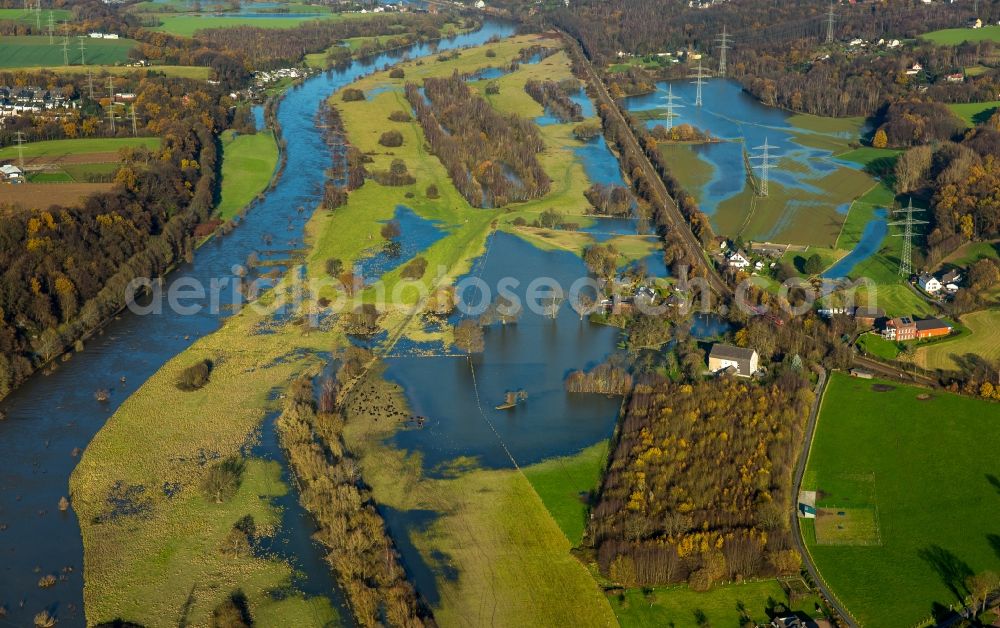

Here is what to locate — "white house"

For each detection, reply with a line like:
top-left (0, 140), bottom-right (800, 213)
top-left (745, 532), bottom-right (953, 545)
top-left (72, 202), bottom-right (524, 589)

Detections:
top-left (1, 164), bottom-right (23, 182)
top-left (727, 250), bottom-right (751, 269)
top-left (708, 344), bottom-right (759, 377)
top-left (474, 0), bottom-right (486, 8)
top-left (918, 273), bottom-right (941, 294)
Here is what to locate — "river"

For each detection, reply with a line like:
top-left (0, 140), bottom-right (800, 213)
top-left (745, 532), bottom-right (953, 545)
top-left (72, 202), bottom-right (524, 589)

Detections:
top-left (0, 19), bottom-right (516, 626)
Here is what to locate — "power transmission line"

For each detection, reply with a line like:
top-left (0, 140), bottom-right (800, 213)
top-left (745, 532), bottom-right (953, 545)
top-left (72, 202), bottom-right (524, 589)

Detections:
top-left (661, 83), bottom-right (683, 129)
top-left (826, 2), bottom-right (836, 43)
top-left (716, 25), bottom-right (731, 77)
top-left (749, 137), bottom-right (778, 197)
top-left (14, 131), bottom-right (26, 172)
top-left (689, 58), bottom-right (711, 107)
top-left (107, 78), bottom-right (116, 133)
top-left (888, 198), bottom-right (927, 277)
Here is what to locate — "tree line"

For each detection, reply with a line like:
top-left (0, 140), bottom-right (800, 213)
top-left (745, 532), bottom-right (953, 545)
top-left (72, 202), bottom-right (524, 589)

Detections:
top-left (405, 73), bottom-right (550, 207)
top-left (277, 372), bottom-right (434, 627)
top-left (523, 78), bottom-right (583, 123)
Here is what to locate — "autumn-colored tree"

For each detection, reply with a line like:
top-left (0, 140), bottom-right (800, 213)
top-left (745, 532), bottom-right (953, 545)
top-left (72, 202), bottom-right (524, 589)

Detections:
top-left (872, 128), bottom-right (888, 149)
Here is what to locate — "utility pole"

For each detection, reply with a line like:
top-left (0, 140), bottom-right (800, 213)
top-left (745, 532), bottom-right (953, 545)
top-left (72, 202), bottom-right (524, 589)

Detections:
top-left (750, 137), bottom-right (778, 197)
top-left (716, 25), bottom-right (731, 78)
top-left (661, 83), bottom-right (683, 130)
top-left (77, 35), bottom-right (86, 66)
top-left (14, 131), bottom-right (26, 172)
top-left (107, 78), bottom-right (116, 133)
top-left (47, 11), bottom-right (54, 44)
top-left (889, 198), bottom-right (927, 277)
top-left (826, 2), bottom-right (836, 44)
top-left (689, 58), bottom-right (711, 107)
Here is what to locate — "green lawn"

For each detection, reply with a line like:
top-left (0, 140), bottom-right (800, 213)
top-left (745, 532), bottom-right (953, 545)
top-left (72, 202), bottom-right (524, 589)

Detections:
top-left (523, 440), bottom-right (609, 545)
top-left (947, 101), bottom-right (1000, 127)
top-left (837, 146), bottom-right (903, 168)
top-left (856, 332), bottom-right (901, 360)
top-left (0, 35), bottom-right (137, 68)
top-left (0, 137), bottom-right (159, 160)
top-left (609, 580), bottom-right (823, 627)
top-left (802, 373), bottom-right (1000, 627)
top-left (148, 12), bottom-right (345, 37)
top-left (910, 308), bottom-right (1000, 371)
top-left (216, 130), bottom-right (279, 220)
top-left (921, 25), bottom-right (1000, 45)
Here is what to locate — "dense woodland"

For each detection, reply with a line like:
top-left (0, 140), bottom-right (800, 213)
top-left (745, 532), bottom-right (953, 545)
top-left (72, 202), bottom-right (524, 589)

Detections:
top-left (0, 80), bottom-right (231, 399)
top-left (405, 73), bottom-right (550, 207)
top-left (590, 374), bottom-right (812, 588)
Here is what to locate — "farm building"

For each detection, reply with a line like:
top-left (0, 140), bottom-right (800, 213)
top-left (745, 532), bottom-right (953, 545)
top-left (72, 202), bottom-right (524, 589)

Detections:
top-left (708, 344), bottom-right (758, 377)
top-left (881, 316), bottom-right (952, 341)
top-left (853, 306), bottom-right (886, 327)
top-left (1, 164), bottom-right (23, 182)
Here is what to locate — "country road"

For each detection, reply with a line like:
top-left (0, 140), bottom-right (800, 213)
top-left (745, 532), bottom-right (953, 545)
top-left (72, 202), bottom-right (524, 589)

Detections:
top-left (789, 367), bottom-right (860, 628)
top-left (557, 31), bottom-right (734, 299)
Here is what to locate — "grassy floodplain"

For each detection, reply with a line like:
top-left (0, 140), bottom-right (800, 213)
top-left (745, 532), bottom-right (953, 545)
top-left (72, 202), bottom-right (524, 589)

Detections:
top-left (217, 129), bottom-right (279, 220)
top-left (0, 35), bottom-right (137, 68)
top-left (802, 372), bottom-right (1000, 627)
top-left (72, 33), bottom-right (621, 626)
top-left (0, 7), bottom-right (71, 23)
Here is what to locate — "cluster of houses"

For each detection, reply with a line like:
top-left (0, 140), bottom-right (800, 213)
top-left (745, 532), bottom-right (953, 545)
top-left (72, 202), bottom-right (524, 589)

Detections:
top-left (721, 243), bottom-right (777, 274)
top-left (848, 37), bottom-right (901, 50)
top-left (87, 32), bottom-right (120, 39)
top-left (819, 305), bottom-right (954, 341)
top-left (0, 87), bottom-right (78, 118)
top-left (917, 268), bottom-right (963, 297)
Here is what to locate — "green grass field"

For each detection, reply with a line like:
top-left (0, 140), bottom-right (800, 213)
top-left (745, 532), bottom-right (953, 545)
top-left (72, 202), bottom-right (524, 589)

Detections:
top-left (216, 130), bottom-right (279, 220)
top-left (0, 7), bottom-right (71, 23)
top-left (523, 440), bottom-right (609, 545)
top-left (947, 101), bottom-right (1000, 126)
top-left (0, 137), bottom-right (159, 160)
top-left (802, 373), bottom-right (1000, 627)
top-left (609, 579), bottom-right (823, 627)
top-left (0, 36), bottom-right (137, 68)
top-left (857, 333), bottom-right (901, 360)
top-left (910, 308), bottom-right (1000, 371)
top-left (29, 64), bottom-right (212, 78)
top-left (148, 12), bottom-right (344, 36)
top-left (921, 25), bottom-right (1000, 45)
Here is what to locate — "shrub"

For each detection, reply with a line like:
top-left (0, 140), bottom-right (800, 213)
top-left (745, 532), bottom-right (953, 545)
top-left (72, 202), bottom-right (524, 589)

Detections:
top-left (176, 359), bottom-right (212, 391)
top-left (202, 456), bottom-right (245, 503)
top-left (485, 81), bottom-right (500, 95)
top-left (485, 48), bottom-right (496, 58)
top-left (341, 88), bottom-right (365, 102)
top-left (426, 183), bottom-right (439, 199)
top-left (380, 219), bottom-right (401, 240)
top-left (388, 110), bottom-right (412, 122)
top-left (389, 67), bottom-right (405, 79)
top-left (512, 216), bottom-right (527, 226)
top-left (401, 256), bottom-right (428, 279)
top-left (212, 592), bottom-right (252, 628)
top-left (378, 130), bottom-right (404, 147)
top-left (325, 258), bottom-right (343, 277)
top-left (803, 253), bottom-right (824, 275)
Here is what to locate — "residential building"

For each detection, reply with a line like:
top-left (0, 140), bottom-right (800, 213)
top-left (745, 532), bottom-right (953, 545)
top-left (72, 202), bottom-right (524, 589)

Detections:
top-left (708, 344), bottom-right (759, 377)
top-left (727, 250), bottom-right (751, 269)
top-left (918, 273), bottom-right (941, 294)
top-left (882, 316), bottom-right (917, 340)
top-left (945, 73), bottom-right (965, 83)
top-left (940, 268), bottom-right (962, 285)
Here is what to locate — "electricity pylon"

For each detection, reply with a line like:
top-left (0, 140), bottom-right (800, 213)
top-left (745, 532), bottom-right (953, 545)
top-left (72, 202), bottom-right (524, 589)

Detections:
top-left (750, 137), bottom-right (778, 197)
top-left (661, 83), bottom-right (683, 129)
top-left (77, 35), bottom-right (86, 65)
top-left (47, 11), bottom-right (54, 44)
top-left (716, 26), bottom-right (731, 77)
top-left (889, 198), bottom-right (927, 277)
top-left (14, 131), bottom-right (26, 171)
top-left (826, 2), bottom-right (836, 44)
top-left (689, 58), bottom-right (711, 107)
top-left (107, 78), bottom-right (116, 133)
top-left (61, 33), bottom-right (69, 65)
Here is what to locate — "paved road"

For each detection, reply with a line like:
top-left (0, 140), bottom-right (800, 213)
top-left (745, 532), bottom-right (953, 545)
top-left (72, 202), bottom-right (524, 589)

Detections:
top-left (558, 31), bottom-right (733, 299)
top-left (789, 367), bottom-right (860, 628)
